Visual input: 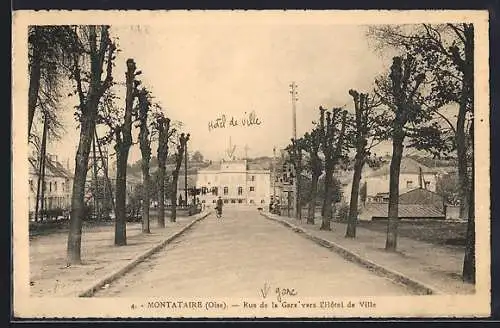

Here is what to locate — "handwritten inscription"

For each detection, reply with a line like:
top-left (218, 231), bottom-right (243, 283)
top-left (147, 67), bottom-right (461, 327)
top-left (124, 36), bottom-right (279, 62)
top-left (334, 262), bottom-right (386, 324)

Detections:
top-left (260, 282), bottom-right (298, 303)
top-left (208, 111), bottom-right (262, 132)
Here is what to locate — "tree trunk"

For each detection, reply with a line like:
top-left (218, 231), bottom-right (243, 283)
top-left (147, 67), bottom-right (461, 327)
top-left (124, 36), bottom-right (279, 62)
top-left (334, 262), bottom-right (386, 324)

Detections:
top-left (385, 134), bottom-right (404, 251)
top-left (141, 160), bottom-right (150, 233)
top-left (170, 174), bottom-right (179, 222)
top-left (456, 107), bottom-right (469, 220)
top-left (114, 146), bottom-right (128, 245)
top-left (307, 172), bottom-right (319, 224)
top-left (320, 167), bottom-right (333, 231)
top-left (463, 107), bottom-right (475, 283)
top-left (346, 153), bottom-right (364, 238)
top-left (28, 28), bottom-right (41, 138)
top-left (67, 115), bottom-right (95, 264)
top-left (462, 173), bottom-right (475, 283)
top-left (157, 164), bottom-right (166, 228)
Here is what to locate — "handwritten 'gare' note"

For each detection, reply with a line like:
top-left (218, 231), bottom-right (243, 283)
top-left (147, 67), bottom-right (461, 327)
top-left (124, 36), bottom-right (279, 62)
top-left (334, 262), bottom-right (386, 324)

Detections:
top-left (208, 111), bottom-right (262, 132)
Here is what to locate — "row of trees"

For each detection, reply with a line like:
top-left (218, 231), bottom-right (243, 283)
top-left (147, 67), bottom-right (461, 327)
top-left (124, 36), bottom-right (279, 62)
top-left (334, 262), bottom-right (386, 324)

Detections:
top-left (285, 24), bottom-right (475, 283)
top-left (27, 25), bottom-right (192, 265)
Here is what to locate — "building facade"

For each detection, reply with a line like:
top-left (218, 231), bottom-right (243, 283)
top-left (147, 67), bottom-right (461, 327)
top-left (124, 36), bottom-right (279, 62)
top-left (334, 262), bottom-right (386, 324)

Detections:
top-left (29, 154), bottom-right (73, 215)
top-left (196, 159), bottom-right (271, 207)
top-left (343, 157), bottom-right (441, 204)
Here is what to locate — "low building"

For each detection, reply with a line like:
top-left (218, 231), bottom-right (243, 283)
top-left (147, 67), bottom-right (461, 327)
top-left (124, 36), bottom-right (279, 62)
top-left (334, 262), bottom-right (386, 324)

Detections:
top-left (28, 154), bottom-right (72, 215)
top-left (343, 157), bottom-right (441, 205)
top-left (359, 187), bottom-right (446, 221)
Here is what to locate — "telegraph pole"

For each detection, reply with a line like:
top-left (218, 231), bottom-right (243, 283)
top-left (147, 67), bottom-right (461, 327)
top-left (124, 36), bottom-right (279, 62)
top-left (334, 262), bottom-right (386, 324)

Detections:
top-left (289, 82), bottom-right (298, 141)
top-left (289, 82), bottom-right (299, 218)
top-left (184, 140), bottom-right (188, 206)
top-left (273, 147), bottom-right (277, 199)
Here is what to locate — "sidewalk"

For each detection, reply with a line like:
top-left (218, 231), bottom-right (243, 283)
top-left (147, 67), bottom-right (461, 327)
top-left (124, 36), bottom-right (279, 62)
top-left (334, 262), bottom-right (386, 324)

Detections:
top-left (30, 213), bottom-right (209, 297)
top-left (263, 212), bottom-right (475, 295)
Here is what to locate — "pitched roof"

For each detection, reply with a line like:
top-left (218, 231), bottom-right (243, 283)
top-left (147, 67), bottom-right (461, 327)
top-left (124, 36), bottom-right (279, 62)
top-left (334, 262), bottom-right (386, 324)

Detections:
top-left (28, 156), bottom-right (72, 178)
top-left (366, 157), bottom-right (439, 178)
top-left (363, 203), bottom-right (445, 219)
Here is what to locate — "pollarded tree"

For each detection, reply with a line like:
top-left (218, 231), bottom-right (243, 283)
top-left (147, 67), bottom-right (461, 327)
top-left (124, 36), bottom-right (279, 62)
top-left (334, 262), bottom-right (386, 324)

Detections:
top-left (317, 106), bottom-right (348, 231)
top-left (285, 137), bottom-right (305, 220)
top-left (375, 55), bottom-right (448, 251)
top-left (153, 112), bottom-right (176, 228)
top-left (301, 128), bottom-right (323, 224)
top-left (136, 87), bottom-right (155, 233)
top-left (66, 26), bottom-right (116, 264)
top-left (345, 89), bottom-right (388, 238)
top-left (97, 58), bottom-right (142, 246)
top-left (170, 132), bottom-right (190, 222)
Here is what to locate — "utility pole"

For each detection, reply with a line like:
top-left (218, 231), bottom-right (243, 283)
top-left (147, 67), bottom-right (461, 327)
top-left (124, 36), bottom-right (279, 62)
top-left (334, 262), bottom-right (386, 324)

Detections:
top-left (289, 82), bottom-right (298, 141)
top-left (289, 82), bottom-right (299, 217)
top-left (273, 147), bottom-right (277, 199)
top-left (34, 113), bottom-right (48, 222)
top-left (184, 140), bottom-right (188, 206)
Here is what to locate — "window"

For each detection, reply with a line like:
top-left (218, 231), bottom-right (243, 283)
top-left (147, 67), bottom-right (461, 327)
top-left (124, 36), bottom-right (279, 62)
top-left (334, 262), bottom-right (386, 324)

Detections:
top-left (251, 175), bottom-right (255, 181)
top-left (224, 199), bottom-right (229, 204)
top-left (223, 187), bottom-right (229, 195)
top-left (231, 199), bottom-right (236, 204)
top-left (238, 186), bottom-right (243, 195)
top-left (62, 182), bottom-right (65, 192)
top-left (238, 199), bottom-right (243, 203)
top-left (213, 200), bottom-right (216, 203)
top-left (249, 186), bottom-right (255, 192)
top-left (212, 187), bottom-right (218, 196)
top-left (261, 199), bottom-right (265, 204)
top-left (54, 182), bottom-right (57, 192)
top-left (249, 199), bottom-right (255, 204)
top-left (406, 180), bottom-right (413, 189)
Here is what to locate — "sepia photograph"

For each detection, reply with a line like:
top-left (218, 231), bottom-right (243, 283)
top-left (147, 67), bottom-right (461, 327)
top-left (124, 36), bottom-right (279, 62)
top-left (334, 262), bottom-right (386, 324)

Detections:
top-left (12, 10), bottom-right (490, 318)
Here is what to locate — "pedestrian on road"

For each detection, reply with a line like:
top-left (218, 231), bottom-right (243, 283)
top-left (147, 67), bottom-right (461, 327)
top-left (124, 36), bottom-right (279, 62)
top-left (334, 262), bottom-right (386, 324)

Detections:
top-left (216, 196), bottom-right (223, 219)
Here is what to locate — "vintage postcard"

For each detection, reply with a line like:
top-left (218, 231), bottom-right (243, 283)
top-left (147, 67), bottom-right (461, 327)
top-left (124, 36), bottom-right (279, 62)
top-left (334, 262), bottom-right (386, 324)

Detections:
top-left (12, 10), bottom-right (490, 318)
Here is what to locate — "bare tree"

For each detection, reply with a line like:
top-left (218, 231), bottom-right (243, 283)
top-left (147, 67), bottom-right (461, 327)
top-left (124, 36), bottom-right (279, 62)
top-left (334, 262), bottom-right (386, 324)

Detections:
top-left (301, 128), bottom-right (323, 224)
top-left (286, 137), bottom-right (305, 220)
top-left (66, 26), bottom-right (116, 264)
top-left (375, 55), bottom-right (445, 251)
top-left (137, 88), bottom-right (153, 233)
top-left (317, 107), bottom-right (348, 231)
top-left (345, 89), bottom-right (387, 238)
top-left (170, 133), bottom-right (190, 222)
top-left (154, 112), bottom-right (175, 228)
top-left (368, 25), bottom-right (475, 280)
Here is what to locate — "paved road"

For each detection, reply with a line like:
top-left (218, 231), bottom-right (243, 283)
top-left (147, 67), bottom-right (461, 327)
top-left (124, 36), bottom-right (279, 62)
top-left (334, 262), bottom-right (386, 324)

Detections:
top-left (96, 209), bottom-right (414, 298)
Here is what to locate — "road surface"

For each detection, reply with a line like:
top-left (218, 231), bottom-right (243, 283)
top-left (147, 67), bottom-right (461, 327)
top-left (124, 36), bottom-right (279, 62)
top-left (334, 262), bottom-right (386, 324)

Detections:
top-left (95, 208), bottom-right (414, 298)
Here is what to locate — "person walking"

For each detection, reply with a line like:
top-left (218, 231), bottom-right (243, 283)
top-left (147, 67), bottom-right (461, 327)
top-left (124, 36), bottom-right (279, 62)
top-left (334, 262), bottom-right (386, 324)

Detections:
top-left (215, 196), bottom-right (223, 219)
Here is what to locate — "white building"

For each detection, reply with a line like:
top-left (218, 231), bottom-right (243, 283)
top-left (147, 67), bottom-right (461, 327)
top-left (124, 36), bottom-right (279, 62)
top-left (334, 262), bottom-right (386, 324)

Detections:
top-left (196, 159), bottom-right (271, 207)
top-left (343, 157), bottom-right (442, 204)
top-left (29, 153), bottom-right (73, 215)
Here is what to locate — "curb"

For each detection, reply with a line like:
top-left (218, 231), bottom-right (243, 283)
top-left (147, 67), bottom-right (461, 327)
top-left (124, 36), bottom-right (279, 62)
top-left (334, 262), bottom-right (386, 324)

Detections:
top-left (78, 211), bottom-right (212, 297)
top-left (260, 212), bottom-right (444, 296)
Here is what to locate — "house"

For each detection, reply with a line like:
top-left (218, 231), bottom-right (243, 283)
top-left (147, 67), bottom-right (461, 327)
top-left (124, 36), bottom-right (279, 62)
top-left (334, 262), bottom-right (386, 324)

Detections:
top-left (359, 187), bottom-right (446, 221)
top-left (28, 154), bottom-right (73, 216)
top-left (343, 157), bottom-right (441, 204)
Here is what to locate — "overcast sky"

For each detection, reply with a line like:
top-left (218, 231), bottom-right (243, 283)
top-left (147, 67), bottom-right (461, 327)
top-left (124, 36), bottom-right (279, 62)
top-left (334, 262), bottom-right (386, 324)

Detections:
top-left (42, 22), bottom-right (401, 169)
